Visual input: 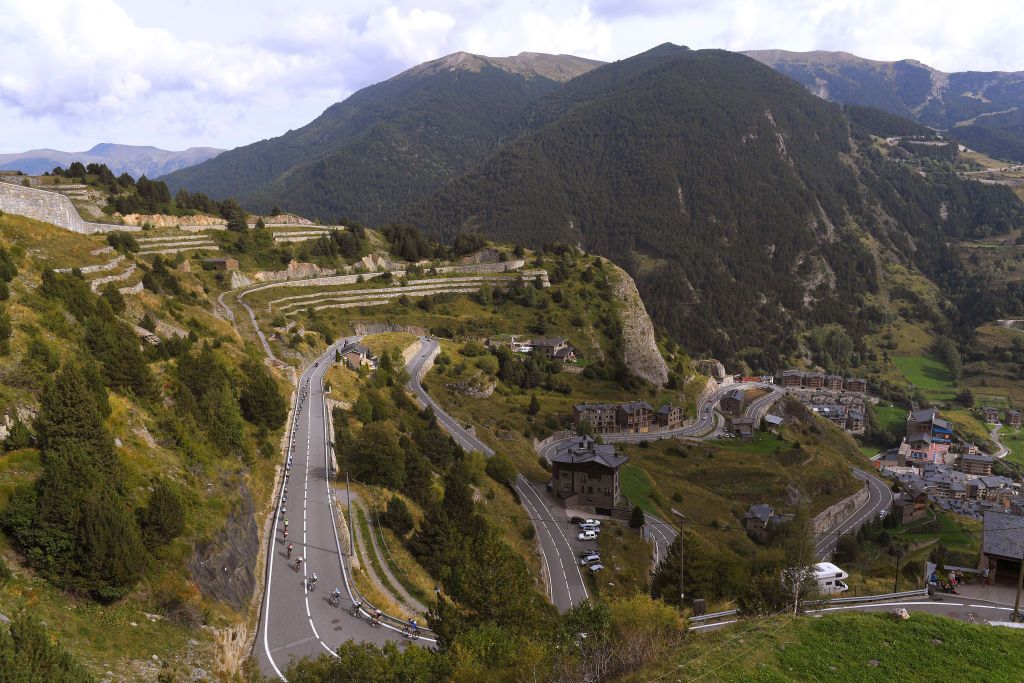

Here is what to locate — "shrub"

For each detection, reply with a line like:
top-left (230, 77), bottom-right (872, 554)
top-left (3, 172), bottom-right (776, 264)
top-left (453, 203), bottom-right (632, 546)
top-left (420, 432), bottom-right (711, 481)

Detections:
top-left (485, 453), bottom-right (517, 487)
top-left (383, 496), bottom-right (414, 536)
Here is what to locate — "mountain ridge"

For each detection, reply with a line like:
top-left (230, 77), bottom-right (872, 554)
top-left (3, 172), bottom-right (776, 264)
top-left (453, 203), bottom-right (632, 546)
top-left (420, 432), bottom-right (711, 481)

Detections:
top-left (0, 143), bottom-right (224, 178)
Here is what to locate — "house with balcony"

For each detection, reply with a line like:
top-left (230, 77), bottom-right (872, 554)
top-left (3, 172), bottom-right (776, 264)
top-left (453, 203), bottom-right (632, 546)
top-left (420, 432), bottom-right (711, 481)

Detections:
top-left (549, 436), bottom-right (629, 516)
top-left (616, 400), bottom-right (653, 433)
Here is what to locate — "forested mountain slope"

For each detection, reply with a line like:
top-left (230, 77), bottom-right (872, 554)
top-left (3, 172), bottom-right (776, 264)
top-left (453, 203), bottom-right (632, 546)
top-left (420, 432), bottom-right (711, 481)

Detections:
top-left (162, 53), bottom-right (601, 223)
top-left (409, 45), bottom-right (1024, 365)
top-left (745, 49), bottom-right (1024, 162)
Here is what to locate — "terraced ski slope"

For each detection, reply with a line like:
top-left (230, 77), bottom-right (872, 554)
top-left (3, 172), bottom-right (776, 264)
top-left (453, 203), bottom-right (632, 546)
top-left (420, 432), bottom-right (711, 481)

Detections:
top-left (273, 228), bottom-right (333, 244)
top-left (135, 232), bottom-right (219, 256)
top-left (270, 275), bottom-right (520, 314)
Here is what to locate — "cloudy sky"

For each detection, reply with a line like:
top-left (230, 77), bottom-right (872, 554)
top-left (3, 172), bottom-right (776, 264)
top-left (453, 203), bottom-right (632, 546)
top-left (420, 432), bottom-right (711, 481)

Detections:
top-left (2, 0), bottom-right (1023, 153)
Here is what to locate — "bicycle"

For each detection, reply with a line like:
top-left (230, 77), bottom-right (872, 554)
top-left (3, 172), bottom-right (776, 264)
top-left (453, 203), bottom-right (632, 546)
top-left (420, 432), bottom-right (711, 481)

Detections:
top-left (401, 625), bottom-right (420, 640)
top-left (367, 614), bottom-right (382, 629)
top-left (348, 603), bottom-right (363, 617)
top-left (328, 593), bottom-right (341, 608)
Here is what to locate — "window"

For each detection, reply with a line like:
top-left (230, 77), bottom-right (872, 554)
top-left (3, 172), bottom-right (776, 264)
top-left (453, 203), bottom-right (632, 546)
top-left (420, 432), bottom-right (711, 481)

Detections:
top-left (825, 581), bottom-right (832, 586)
top-left (588, 486), bottom-right (593, 494)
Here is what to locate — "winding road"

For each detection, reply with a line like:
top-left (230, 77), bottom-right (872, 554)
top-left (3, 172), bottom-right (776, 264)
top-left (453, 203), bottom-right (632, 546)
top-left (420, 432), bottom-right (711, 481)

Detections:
top-left (257, 338), bottom-right (434, 680)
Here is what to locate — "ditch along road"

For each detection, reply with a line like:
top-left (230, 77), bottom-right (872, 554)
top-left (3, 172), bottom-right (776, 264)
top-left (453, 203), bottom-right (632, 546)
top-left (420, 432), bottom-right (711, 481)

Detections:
top-left (257, 338), bottom-right (435, 680)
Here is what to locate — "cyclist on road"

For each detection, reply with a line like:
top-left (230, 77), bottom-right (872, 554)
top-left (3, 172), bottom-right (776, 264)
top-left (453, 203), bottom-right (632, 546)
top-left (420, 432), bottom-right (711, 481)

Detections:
top-left (294, 556), bottom-right (303, 571)
top-left (287, 543), bottom-right (293, 559)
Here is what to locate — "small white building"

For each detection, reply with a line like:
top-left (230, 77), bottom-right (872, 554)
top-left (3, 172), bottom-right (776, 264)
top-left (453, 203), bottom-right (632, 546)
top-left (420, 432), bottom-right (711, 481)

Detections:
top-left (813, 562), bottom-right (849, 594)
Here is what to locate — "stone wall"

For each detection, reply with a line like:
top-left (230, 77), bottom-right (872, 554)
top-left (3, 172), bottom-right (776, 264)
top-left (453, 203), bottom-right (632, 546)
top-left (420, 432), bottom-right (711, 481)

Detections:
top-left (811, 483), bottom-right (871, 536)
top-left (352, 322), bottom-right (429, 337)
top-left (0, 181), bottom-right (138, 233)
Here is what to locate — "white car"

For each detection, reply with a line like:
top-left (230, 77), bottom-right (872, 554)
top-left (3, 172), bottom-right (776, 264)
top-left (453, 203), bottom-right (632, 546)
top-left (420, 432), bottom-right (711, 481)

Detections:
top-left (582, 519), bottom-right (602, 527)
top-left (580, 554), bottom-right (601, 566)
top-left (588, 563), bottom-right (604, 573)
top-left (579, 523), bottom-right (599, 533)
top-left (578, 530), bottom-right (597, 541)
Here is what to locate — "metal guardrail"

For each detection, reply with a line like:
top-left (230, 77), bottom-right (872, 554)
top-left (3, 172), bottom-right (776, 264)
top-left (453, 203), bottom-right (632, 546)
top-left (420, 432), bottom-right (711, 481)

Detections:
top-left (688, 588), bottom-right (929, 623)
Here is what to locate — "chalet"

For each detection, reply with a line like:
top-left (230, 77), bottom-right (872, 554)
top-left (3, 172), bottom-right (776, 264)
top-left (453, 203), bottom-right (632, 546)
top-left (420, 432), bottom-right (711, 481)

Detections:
top-left (729, 416), bottom-right (755, 440)
top-left (960, 453), bottom-right (994, 476)
top-left (342, 344), bottom-right (376, 371)
top-left (1008, 410), bottom-right (1022, 428)
top-left (846, 408), bottom-right (865, 432)
top-left (763, 414), bottom-right (784, 431)
top-left (981, 510), bottom-right (1024, 583)
top-left (812, 404), bottom-right (847, 428)
top-left (844, 377), bottom-right (867, 393)
top-left (743, 504), bottom-right (792, 543)
top-left (781, 370), bottom-right (804, 388)
top-left (549, 436), bottom-right (629, 515)
top-left (825, 374), bottom-right (844, 390)
top-left (900, 408), bottom-right (953, 464)
top-left (655, 404), bottom-right (683, 429)
top-left (201, 257), bottom-right (239, 271)
top-left (616, 400), bottom-right (654, 434)
top-left (982, 406), bottom-right (1000, 424)
top-left (804, 372), bottom-right (825, 389)
top-left (573, 403), bottom-right (619, 435)
top-left (531, 337), bottom-right (576, 362)
top-left (891, 485), bottom-right (929, 525)
top-left (720, 388), bottom-right (746, 415)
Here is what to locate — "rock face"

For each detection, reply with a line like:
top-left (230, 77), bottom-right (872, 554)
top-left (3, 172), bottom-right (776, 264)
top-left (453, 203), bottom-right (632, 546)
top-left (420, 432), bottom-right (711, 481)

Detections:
top-left (351, 322), bottom-right (429, 337)
top-left (121, 213), bottom-right (227, 228)
top-left (189, 485), bottom-right (259, 611)
top-left (252, 259), bottom-right (337, 283)
top-left (607, 262), bottom-right (669, 387)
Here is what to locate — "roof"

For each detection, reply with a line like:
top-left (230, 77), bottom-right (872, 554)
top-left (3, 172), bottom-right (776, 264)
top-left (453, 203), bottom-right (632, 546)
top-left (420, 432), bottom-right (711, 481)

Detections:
top-left (983, 406), bottom-right (999, 412)
top-left (814, 562), bottom-right (846, 577)
top-left (962, 453), bottom-right (994, 464)
top-left (1009, 410), bottom-right (1021, 417)
top-left (724, 388), bottom-right (745, 401)
top-left (618, 400), bottom-right (653, 414)
top-left (657, 404), bottom-right (679, 415)
top-left (550, 436), bottom-right (629, 470)
top-left (910, 408), bottom-right (939, 424)
top-left (846, 377), bottom-right (866, 383)
top-left (826, 374), bottom-right (843, 381)
top-left (746, 504), bottom-right (774, 523)
top-left (782, 369), bottom-right (804, 376)
top-left (982, 511), bottom-right (1024, 559)
top-left (574, 402), bottom-right (615, 412)
top-left (553, 346), bottom-right (575, 359)
top-left (531, 337), bottom-right (568, 347)
top-left (764, 414), bottom-right (784, 426)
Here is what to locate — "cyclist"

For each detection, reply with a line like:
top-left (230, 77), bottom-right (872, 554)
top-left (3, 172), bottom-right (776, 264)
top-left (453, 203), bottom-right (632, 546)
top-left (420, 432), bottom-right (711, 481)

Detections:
top-left (330, 588), bottom-right (342, 606)
top-left (294, 556), bottom-right (303, 571)
top-left (371, 608), bottom-right (383, 627)
top-left (287, 543), bottom-right (293, 559)
top-left (283, 519), bottom-right (289, 529)
top-left (282, 528), bottom-right (288, 540)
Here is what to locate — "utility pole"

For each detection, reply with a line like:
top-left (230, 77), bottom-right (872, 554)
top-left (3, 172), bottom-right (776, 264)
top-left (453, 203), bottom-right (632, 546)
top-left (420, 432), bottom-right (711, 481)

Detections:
top-left (1014, 552), bottom-right (1024, 622)
top-left (671, 508), bottom-right (686, 608)
top-left (893, 547), bottom-right (904, 594)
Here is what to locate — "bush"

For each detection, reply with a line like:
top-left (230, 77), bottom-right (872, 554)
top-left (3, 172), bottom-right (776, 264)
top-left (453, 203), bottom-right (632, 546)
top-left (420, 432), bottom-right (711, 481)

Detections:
top-left (629, 505), bottom-right (646, 529)
top-left (485, 453), bottom-right (517, 487)
top-left (141, 478), bottom-right (186, 546)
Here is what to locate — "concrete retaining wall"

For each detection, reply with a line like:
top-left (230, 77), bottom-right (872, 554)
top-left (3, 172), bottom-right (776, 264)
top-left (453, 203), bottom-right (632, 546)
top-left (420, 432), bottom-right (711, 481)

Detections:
top-left (811, 483), bottom-right (871, 536)
top-left (0, 181), bottom-right (138, 233)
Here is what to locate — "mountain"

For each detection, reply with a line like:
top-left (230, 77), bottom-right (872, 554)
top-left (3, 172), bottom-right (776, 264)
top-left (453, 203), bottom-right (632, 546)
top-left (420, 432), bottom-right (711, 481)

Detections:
top-left (0, 143), bottom-right (224, 178)
top-left (161, 51), bottom-right (604, 222)
top-left (744, 49), bottom-right (1024, 161)
top-left (408, 45), bottom-right (1024, 364)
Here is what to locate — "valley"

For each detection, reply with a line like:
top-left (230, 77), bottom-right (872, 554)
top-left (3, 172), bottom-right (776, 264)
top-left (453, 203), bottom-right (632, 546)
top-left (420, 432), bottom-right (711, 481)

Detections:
top-left (3, 39), bottom-right (1024, 683)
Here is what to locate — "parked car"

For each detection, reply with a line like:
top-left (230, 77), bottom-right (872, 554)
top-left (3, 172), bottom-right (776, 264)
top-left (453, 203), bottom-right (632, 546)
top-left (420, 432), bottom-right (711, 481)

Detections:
top-left (580, 553), bottom-right (601, 566)
top-left (588, 563), bottom-right (604, 573)
top-left (578, 530), bottom-right (597, 541)
top-left (570, 516), bottom-right (585, 524)
top-left (582, 519), bottom-right (602, 527)
top-left (579, 523), bottom-right (599, 533)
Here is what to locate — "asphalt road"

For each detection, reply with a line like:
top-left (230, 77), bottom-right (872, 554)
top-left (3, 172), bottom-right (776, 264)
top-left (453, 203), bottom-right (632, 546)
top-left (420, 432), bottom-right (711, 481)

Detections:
top-left (258, 338), bottom-right (431, 680)
top-left (406, 337), bottom-right (590, 612)
top-left (815, 468), bottom-right (894, 561)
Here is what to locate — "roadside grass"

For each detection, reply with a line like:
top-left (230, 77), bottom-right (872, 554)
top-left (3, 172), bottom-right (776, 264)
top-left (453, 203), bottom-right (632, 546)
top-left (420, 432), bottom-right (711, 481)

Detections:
top-left (873, 403), bottom-right (907, 435)
top-left (619, 465), bottom-right (656, 512)
top-left (350, 505), bottom-right (406, 618)
top-left (359, 332), bottom-right (419, 360)
top-left (1000, 427), bottom-right (1024, 466)
top-left (630, 611), bottom-right (1024, 682)
top-left (891, 354), bottom-right (957, 401)
top-left (943, 408), bottom-right (994, 449)
top-left (0, 212), bottom-right (110, 268)
top-left (323, 363), bottom-right (361, 405)
top-left (895, 511), bottom-right (980, 564)
top-left (590, 525), bottom-right (652, 600)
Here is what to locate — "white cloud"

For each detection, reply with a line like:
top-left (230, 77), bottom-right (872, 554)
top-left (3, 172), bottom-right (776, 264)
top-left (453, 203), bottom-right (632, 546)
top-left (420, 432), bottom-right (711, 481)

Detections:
top-left (1, 0), bottom-right (1023, 152)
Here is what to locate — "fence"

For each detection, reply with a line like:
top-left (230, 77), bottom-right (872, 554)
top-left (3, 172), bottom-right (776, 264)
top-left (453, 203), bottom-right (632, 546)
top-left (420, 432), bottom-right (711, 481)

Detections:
top-left (687, 588), bottom-right (929, 624)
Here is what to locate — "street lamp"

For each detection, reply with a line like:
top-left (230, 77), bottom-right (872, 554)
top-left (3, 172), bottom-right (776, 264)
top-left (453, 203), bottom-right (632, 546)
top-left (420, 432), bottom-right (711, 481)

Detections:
top-left (671, 508), bottom-right (686, 607)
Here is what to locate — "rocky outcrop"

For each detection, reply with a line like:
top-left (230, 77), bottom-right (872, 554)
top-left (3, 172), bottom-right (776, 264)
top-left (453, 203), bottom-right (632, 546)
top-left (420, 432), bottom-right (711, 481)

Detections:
top-left (121, 213), bottom-right (227, 228)
top-left (251, 259), bottom-right (337, 282)
top-left (607, 263), bottom-right (669, 386)
top-left (189, 484), bottom-right (260, 610)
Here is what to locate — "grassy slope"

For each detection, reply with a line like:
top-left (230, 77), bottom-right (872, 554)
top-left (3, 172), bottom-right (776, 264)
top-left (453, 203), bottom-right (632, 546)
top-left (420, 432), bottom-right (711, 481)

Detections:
top-left (629, 612), bottom-right (1024, 682)
top-left (891, 354), bottom-right (957, 401)
top-left (0, 213), bottom-right (286, 678)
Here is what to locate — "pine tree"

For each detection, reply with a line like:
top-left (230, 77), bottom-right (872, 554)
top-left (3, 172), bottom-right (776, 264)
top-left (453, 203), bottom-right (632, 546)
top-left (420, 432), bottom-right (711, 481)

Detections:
top-left (528, 394), bottom-right (541, 416)
top-left (239, 360), bottom-right (287, 429)
top-left (142, 478), bottom-right (186, 545)
top-left (629, 505), bottom-right (646, 529)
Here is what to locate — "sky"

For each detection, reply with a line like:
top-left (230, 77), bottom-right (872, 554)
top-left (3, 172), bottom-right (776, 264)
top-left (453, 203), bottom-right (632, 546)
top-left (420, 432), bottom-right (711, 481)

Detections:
top-left (2, 0), bottom-right (1023, 153)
